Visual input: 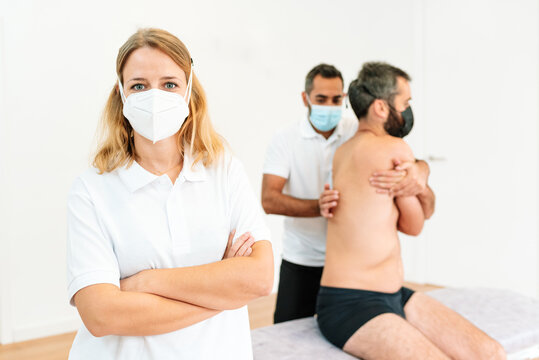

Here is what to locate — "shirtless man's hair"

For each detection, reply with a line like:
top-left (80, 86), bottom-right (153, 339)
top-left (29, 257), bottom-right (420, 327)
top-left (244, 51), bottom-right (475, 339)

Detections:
top-left (316, 61), bottom-right (506, 360)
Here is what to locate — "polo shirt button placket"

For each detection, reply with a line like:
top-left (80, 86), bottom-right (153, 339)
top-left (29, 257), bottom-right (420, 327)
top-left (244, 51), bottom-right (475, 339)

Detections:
top-left (168, 178), bottom-right (190, 255)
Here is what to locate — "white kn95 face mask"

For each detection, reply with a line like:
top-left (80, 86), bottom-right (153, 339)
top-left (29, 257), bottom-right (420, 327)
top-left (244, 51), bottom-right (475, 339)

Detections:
top-left (118, 63), bottom-right (193, 144)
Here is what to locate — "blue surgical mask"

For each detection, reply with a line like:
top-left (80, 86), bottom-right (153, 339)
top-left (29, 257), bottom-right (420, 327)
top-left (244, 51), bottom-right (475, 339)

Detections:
top-left (306, 95), bottom-right (342, 132)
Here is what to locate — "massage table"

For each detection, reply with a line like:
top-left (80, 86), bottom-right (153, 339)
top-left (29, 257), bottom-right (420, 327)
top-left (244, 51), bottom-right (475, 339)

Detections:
top-left (251, 288), bottom-right (539, 359)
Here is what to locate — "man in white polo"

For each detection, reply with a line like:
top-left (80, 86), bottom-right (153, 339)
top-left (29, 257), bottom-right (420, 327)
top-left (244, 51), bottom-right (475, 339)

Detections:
top-left (262, 64), bottom-right (435, 324)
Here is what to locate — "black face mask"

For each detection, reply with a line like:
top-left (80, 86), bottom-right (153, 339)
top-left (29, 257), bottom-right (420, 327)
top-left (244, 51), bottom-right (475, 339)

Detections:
top-left (384, 105), bottom-right (414, 138)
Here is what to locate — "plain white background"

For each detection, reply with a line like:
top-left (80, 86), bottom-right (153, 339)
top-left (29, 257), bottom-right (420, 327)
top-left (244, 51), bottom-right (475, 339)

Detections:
top-left (0, 0), bottom-right (538, 345)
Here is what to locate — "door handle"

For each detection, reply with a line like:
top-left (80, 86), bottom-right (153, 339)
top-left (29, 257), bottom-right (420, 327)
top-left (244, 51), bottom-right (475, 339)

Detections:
top-left (427, 155), bottom-right (447, 162)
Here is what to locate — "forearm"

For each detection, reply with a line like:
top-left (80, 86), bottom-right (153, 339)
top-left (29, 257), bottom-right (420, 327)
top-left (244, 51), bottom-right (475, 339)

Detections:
top-left (262, 191), bottom-right (319, 217)
top-left (76, 284), bottom-right (219, 337)
top-left (395, 195), bottom-right (425, 236)
top-left (417, 185), bottom-right (435, 219)
top-left (135, 241), bottom-right (274, 310)
top-left (413, 159), bottom-right (435, 219)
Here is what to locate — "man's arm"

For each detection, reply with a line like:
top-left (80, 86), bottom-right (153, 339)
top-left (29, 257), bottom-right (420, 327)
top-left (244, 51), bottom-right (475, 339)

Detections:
top-left (121, 240), bottom-right (274, 311)
top-left (261, 174), bottom-right (320, 217)
top-left (74, 284), bottom-right (219, 337)
top-left (370, 159), bottom-right (435, 219)
top-left (394, 160), bottom-right (435, 219)
top-left (395, 195), bottom-right (425, 236)
top-left (417, 184), bottom-right (435, 219)
top-left (383, 139), bottom-right (426, 235)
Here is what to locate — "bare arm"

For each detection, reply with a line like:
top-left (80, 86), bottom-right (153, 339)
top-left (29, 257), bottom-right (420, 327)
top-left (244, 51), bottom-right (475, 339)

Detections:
top-left (122, 240), bottom-right (274, 311)
top-left (74, 284), bottom-right (219, 337)
top-left (399, 160), bottom-right (435, 219)
top-left (261, 174), bottom-right (320, 217)
top-left (395, 195), bottom-right (425, 236)
top-left (370, 159), bottom-right (435, 219)
top-left (417, 183), bottom-right (435, 219)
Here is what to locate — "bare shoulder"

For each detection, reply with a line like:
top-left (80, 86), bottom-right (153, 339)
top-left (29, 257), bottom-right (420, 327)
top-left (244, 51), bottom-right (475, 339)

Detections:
top-left (337, 134), bottom-right (415, 172)
top-left (367, 135), bottom-right (415, 163)
top-left (335, 133), bottom-right (414, 168)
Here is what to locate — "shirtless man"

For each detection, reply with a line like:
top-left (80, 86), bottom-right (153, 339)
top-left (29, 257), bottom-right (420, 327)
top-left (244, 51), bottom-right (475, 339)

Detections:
top-left (317, 62), bottom-right (506, 360)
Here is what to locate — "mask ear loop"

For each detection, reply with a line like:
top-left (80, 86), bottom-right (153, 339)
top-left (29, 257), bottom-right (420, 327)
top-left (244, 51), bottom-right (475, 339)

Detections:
top-left (185, 58), bottom-right (194, 104)
top-left (117, 77), bottom-right (127, 104)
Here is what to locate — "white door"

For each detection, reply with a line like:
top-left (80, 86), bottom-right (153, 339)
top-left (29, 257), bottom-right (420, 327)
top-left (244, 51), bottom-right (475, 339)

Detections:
top-left (419, 0), bottom-right (538, 298)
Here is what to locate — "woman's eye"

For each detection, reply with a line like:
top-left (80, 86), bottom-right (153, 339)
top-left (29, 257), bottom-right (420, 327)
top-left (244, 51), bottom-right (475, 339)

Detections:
top-left (165, 82), bottom-right (177, 89)
top-left (132, 84), bottom-right (145, 91)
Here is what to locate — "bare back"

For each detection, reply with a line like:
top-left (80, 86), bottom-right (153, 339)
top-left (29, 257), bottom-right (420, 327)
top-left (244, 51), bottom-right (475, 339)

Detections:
top-left (321, 131), bottom-right (415, 293)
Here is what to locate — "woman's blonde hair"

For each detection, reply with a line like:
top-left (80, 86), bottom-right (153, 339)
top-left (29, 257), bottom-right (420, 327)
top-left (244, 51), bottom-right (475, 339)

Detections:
top-left (93, 28), bottom-right (224, 173)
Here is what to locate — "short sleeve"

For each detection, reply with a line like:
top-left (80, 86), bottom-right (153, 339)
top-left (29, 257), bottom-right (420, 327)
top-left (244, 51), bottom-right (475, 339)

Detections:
top-left (227, 158), bottom-right (271, 243)
top-left (262, 131), bottom-right (290, 179)
top-left (66, 177), bottom-right (120, 306)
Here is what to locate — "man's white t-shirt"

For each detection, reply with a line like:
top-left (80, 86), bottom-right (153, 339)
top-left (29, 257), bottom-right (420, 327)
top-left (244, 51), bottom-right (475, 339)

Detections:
top-left (263, 115), bottom-right (358, 267)
top-left (66, 149), bottom-right (270, 360)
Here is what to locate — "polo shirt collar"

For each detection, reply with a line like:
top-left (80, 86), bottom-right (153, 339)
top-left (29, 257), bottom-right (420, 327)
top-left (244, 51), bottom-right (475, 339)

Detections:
top-left (118, 149), bottom-right (207, 193)
top-left (300, 116), bottom-right (320, 139)
top-left (118, 160), bottom-right (158, 193)
top-left (180, 149), bottom-right (208, 182)
top-left (300, 115), bottom-right (346, 143)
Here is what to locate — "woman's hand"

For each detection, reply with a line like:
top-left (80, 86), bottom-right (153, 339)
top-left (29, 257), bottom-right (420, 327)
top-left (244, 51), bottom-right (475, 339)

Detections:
top-left (222, 230), bottom-right (254, 259)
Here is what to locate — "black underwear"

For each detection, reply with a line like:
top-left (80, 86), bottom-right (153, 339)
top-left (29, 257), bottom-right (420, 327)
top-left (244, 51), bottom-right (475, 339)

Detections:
top-left (316, 286), bottom-right (415, 349)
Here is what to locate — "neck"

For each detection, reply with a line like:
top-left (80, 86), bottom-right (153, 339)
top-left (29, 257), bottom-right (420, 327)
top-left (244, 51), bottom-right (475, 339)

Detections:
top-left (134, 133), bottom-right (183, 174)
top-left (357, 117), bottom-right (386, 137)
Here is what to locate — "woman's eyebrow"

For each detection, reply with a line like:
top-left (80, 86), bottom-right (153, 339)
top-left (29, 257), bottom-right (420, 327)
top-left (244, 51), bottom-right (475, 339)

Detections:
top-left (126, 76), bottom-right (183, 84)
top-left (127, 77), bottom-right (147, 83)
top-left (160, 76), bottom-right (181, 81)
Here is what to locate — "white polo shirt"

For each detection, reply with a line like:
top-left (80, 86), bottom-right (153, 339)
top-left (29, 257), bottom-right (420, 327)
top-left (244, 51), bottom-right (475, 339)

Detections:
top-left (263, 115), bottom-right (357, 267)
top-left (66, 149), bottom-right (270, 360)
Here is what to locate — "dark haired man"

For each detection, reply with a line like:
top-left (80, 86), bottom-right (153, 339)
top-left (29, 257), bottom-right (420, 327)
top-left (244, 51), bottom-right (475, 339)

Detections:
top-left (262, 64), bottom-right (434, 324)
top-left (317, 62), bottom-right (505, 359)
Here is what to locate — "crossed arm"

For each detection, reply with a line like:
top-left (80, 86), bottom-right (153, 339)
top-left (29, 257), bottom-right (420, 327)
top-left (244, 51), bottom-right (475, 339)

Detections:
top-left (120, 240), bottom-right (273, 310)
top-left (74, 283), bottom-right (219, 337)
top-left (395, 195), bottom-right (425, 236)
top-left (370, 159), bottom-right (435, 219)
top-left (73, 239), bottom-right (273, 337)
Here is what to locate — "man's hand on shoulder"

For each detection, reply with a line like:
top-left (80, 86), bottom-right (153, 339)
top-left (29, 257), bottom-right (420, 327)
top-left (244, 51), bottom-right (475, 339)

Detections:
top-left (387, 159), bottom-right (429, 197)
top-left (369, 137), bottom-right (429, 198)
top-left (370, 158), bottom-right (429, 198)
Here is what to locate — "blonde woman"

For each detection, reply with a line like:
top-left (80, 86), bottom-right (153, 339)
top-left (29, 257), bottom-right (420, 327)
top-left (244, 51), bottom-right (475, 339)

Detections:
top-left (66, 28), bottom-right (273, 359)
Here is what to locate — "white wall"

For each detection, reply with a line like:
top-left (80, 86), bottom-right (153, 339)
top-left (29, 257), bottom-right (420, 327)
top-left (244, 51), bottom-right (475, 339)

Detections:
top-left (420, 0), bottom-right (539, 298)
top-left (0, 0), bottom-right (537, 344)
top-left (0, 11), bottom-right (14, 345)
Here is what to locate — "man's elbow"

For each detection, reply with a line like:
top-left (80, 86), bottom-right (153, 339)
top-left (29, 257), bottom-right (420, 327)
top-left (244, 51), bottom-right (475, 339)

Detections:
top-left (398, 221), bottom-right (424, 236)
top-left (424, 203), bottom-right (435, 220)
top-left (261, 195), bottom-right (274, 215)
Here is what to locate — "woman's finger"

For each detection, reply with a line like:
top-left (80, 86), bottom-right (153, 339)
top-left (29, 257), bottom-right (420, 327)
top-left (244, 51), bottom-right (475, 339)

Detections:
top-left (230, 232), bottom-right (250, 255)
top-left (236, 236), bottom-right (255, 256)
